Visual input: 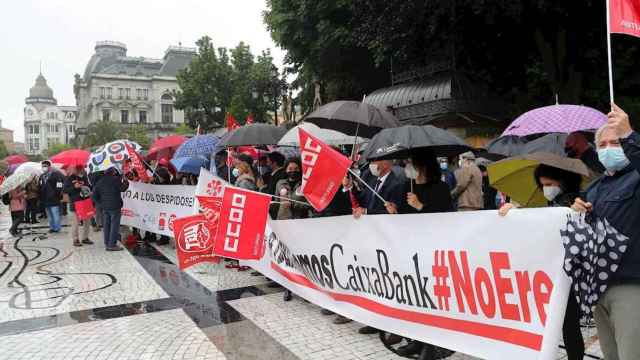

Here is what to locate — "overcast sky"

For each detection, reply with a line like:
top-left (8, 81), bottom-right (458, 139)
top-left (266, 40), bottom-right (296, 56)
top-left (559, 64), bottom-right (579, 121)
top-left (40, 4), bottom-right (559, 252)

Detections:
top-left (0, 0), bottom-right (285, 142)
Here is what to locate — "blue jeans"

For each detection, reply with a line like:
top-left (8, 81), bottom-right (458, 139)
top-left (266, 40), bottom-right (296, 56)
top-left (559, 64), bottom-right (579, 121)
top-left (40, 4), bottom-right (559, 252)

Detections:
top-left (45, 206), bottom-right (61, 232)
top-left (102, 209), bottom-right (121, 248)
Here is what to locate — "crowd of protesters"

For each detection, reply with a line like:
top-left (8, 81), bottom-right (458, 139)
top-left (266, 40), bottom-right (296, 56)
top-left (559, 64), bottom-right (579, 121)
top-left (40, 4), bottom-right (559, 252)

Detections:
top-left (0, 103), bottom-right (636, 360)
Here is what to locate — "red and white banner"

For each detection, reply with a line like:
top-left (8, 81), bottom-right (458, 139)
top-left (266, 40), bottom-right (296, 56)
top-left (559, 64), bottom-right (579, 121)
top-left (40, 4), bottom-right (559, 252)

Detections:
top-left (173, 214), bottom-right (220, 270)
top-left (298, 128), bottom-right (352, 211)
top-left (125, 143), bottom-right (151, 182)
top-left (193, 168), bottom-right (227, 214)
top-left (611, 0), bottom-right (640, 38)
top-left (213, 187), bottom-right (271, 260)
top-left (121, 182), bottom-right (196, 237)
top-left (243, 208), bottom-right (571, 360)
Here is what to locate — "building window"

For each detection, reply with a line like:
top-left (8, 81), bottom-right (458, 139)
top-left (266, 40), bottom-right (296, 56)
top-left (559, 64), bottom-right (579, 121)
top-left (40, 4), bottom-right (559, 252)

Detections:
top-left (28, 125), bottom-right (40, 134)
top-left (100, 87), bottom-right (105, 98)
top-left (102, 110), bottom-right (111, 122)
top-left (29, 138), bottom-right (39, 151)
top-left (54, 124), bottom-right (60, 133)
top-left (121, 110), bottom-right (129, 124)
top-left (47, 138), bottom-right (59, 147)
top-left (118, 88), bottom-right (124, 99)
top-left (143, 89), bottom-right (149, 100)
top-left (161, 104), bottom-right (173, 123)
top-left (139, 110), bottom-right (147, 124)
top-left (107, 88), bottom-right (112, 99)
top-left (68, 125), bottom-right (75, 134)
top-left (125, 88), bottom-right (131, 99)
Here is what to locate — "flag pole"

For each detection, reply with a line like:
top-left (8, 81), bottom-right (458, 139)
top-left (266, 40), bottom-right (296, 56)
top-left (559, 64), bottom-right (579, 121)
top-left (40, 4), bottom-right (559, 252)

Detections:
top-left (606, 0), bottom-right (615, 103)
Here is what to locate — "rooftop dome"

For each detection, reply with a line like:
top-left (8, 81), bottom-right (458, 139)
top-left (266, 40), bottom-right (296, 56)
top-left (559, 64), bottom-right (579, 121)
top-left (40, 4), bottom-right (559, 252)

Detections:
top-left (26, 73), bottom-right (57, 105)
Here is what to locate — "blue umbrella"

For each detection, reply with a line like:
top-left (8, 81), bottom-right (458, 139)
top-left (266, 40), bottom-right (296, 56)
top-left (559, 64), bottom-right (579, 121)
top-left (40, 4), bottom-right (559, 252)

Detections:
top-left (170, 156), bottom-right (210, 175)
top-left (174, 134), bottom-right (219, 159)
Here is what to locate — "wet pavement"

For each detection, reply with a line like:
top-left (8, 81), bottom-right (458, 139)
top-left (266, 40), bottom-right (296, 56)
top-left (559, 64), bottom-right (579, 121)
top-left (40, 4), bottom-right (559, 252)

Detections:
top-left (0, 219), bottom-right (603, 359)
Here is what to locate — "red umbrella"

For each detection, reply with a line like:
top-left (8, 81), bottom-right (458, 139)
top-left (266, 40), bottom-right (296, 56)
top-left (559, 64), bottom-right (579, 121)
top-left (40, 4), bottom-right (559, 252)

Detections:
top-left (50, 149), bottom-right (90, 168)
top-left (147, 135), bottom-right (187, 161)
top-left (4, 154), bottom-right (29, 166)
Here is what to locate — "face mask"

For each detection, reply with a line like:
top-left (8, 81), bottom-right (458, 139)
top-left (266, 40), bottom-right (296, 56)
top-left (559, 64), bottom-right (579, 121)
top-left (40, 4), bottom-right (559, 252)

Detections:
top-left (598, 147), bottom-right (630, 173)
top-left (369, 163), bottom-right (380, 177)
top-left (232, 168), bottom-right (241, 178)
top-left (286, 171), bottom-right (301, 181)
top-left (42, 166), bottom-right (49, 172)
top-left (458, 159), bottom-right (464, 167)
top-left (351, 168), bottom-right (361, 177)
top-left (439, 162), bottom-right (448, 170)
top-left (404, 163), bottom-right (419, 180)
top-left (543, 185), bottom-right (563, 201)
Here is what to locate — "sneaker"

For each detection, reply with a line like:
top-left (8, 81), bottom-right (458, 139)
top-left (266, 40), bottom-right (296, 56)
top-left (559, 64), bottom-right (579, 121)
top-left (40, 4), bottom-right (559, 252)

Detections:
top-left (106, 246), bottom-right (124, 251)
top-left (73, 240), bottom-right (82, 247)
top-left (81, 239), bottom-right (94, 245)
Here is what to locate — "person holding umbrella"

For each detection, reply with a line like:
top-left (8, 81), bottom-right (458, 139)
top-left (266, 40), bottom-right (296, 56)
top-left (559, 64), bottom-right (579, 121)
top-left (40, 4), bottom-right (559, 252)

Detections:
top-left (497, 162), bottom-right (585, 360)
top-left (571, 104), bottom-right (640, 360)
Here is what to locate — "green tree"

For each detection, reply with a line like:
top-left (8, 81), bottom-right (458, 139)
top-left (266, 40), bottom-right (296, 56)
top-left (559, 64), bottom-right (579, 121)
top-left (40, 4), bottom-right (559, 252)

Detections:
top-left (174, 36), bottom-right (234, 132)
top-left (45, 143), bottom-right (74, 157)
top-left (265, 0), bottom-right (640, 122)
top-left (123, 124), bottom-right (151, 149)
top-left (83, 121), bottom-right (122, 148)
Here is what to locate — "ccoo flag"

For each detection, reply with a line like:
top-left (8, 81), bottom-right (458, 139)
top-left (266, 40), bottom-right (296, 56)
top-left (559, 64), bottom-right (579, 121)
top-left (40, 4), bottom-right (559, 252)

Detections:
top-left (610, 0), bottom-right (640, 38)
top-left (213, 186), bottom-right (271, 260)
top-left (298, 128), bottom-right (352, 211)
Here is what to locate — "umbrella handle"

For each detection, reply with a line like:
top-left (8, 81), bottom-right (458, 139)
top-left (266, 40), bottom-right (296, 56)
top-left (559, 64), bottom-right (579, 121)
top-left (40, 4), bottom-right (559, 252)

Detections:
top-left (348, 168), bottom-right (387, 204)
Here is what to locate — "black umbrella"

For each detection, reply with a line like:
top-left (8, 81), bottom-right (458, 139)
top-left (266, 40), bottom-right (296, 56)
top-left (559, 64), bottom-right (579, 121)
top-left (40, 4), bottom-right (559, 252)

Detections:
top-left (522, 133), bottom-right (568, 156)
top-left (218, 123), bottom-right (288, 147)
top-left (304, 101), bottom-right (400, 138)
top-left (485, 135), bottom-right (527, 158)
top-left (364, 125), bottom-right (471, 160)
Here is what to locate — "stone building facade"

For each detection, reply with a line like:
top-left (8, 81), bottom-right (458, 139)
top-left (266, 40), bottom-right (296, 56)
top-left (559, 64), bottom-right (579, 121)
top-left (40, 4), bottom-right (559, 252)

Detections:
top-left (23, 73), bottom-right (78, 155)
top-left (73, 41), bottom-right (196, 141)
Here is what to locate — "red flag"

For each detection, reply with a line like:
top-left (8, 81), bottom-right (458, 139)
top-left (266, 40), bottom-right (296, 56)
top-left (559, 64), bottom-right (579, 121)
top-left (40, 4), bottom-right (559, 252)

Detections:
top-left (226, 113), bottom-right (240, 132)
top-left (196, 195), bottom-right (223, 223)
top-left (298, 128), bottom-right (352, 211)
top-left (610, 0), bottom-right (640, 38)
top-left (246, 113), bottom-right (254, 125)
top-left (173, 214), bottom-right (221, 270)
top-left (213, 187), bottom-right (271, 260)
top-left (125, 144), bottom-right (151, 183)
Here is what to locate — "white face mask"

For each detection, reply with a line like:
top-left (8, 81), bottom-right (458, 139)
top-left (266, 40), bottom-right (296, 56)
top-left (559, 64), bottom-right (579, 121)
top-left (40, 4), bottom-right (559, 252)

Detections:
top-left (404, 163), bottom-right (419, 180)
top-left (458, 159), bottom-right (465, 168)
top-left (542, 185), bottom-right (562, 201)
top-left (232, 168), bottom-right (241, 178)
top-left (369, 163), bottom-right (380, 177)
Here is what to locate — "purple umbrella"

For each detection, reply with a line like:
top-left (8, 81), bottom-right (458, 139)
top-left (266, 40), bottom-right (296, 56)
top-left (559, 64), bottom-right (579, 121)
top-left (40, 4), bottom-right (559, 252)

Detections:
top-left (502, 104), bottom-right (607, 137)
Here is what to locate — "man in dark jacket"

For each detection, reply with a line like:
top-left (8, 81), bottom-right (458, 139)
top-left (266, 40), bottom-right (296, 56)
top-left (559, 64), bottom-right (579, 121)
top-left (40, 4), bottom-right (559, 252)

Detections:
top-left (39, 160), bottom-right (65, 233)
top-left (263, 152), bottom-right (287, 219)
top-left (572, 104), bottom-right (640, 360)
top-left (64, 166), bottom-right (93, 247)
top-left (92, 167), bottom-right (129, 251)
top-left (348, 160), bottom-right (405, 217)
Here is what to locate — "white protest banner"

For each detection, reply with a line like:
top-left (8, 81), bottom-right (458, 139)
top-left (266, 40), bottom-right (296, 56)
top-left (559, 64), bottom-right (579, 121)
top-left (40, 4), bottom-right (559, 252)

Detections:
top-left (243, 208), bottom-right (571, 360)
top-left (121, 181), bottom-right (196, 237)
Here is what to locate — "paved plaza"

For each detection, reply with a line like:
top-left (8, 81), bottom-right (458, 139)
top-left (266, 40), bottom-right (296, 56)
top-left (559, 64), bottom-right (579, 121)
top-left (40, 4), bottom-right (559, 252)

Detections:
top-left (0, 221), bottom-right (604, 360)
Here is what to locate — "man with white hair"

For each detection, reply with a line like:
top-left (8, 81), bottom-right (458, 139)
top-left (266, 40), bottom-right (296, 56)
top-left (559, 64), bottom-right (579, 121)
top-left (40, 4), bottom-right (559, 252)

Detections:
top-left (451, 151), bottom-right (484, 211)
top-left (572, 103), bottom-right (640, 360)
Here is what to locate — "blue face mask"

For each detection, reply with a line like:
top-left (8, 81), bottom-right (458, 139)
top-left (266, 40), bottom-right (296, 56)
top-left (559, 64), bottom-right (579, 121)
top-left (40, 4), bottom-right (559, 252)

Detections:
top-left (597, 147), bottom-right (630, 173)
top-left (232, 168), bottom-right (241, 178)
top-left (439, 162), bottom-right (448, 171)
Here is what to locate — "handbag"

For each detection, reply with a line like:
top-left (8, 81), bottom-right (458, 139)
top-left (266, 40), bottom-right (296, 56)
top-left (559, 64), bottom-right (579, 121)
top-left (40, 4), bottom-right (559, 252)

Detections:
top-left (74, 198), bottom-right (96, 221)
